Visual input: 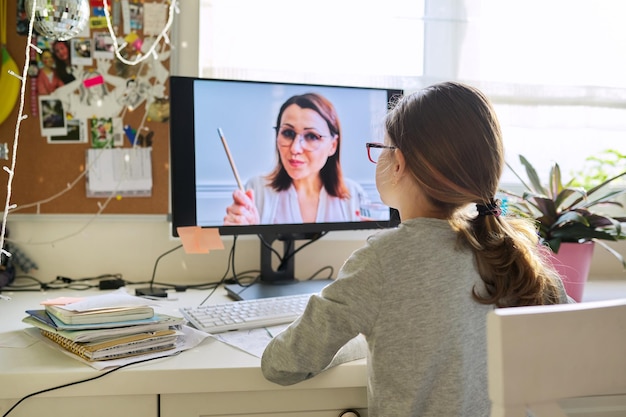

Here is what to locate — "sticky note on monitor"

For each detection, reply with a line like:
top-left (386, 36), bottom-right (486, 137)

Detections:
top-left (177, 226), bottom-right (224, 254)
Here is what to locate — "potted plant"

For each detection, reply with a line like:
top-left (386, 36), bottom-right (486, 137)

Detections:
top-left (499, 154), bottom-right (626, 301)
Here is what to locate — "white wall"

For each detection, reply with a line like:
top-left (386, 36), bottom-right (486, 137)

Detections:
top-left (169, 0), bottom-right (199, 77)
top-left (6, 214), bottom-right (625, 287)
top-left (6, 215), bottom-right (371, 285)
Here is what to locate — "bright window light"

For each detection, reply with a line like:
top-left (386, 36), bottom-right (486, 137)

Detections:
top-left (193, 0), bottom-right (626, 187)
top-left (198, 0), bottom-right (424, 84)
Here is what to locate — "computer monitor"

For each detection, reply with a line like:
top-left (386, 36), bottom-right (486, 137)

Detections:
top-left (169, 76), bottom-right (402, 300)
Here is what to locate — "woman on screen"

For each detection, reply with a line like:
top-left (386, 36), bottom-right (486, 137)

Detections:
top-left (224, 92), bottom-right (368, 225)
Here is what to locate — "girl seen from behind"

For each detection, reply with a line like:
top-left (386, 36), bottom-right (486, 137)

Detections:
top-left (261, 81), bottom-right (572, 417)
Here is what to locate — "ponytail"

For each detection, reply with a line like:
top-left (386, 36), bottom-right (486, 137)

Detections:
top-left (452, 206), bottom-right (563, 307)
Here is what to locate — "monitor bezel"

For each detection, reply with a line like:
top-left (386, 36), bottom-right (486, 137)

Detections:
top-left (168, 75), bottom-right (402, 238)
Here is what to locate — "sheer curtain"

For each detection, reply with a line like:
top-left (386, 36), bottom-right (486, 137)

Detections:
top-left (455, 0), bottom-right (626, 183)
top-left (197, 0), bottom-right (425, 88)
top-left (192, 0), bottom-right (626, 184)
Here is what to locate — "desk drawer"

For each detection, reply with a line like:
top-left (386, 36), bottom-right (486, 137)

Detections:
top-left (0, 395), bottom-right (156, 417)
top-left (161, 388), bottom-right (367, 417)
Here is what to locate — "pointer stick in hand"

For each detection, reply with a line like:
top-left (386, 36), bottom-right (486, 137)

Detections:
top-left (217, 128), bottom-right (245, 192)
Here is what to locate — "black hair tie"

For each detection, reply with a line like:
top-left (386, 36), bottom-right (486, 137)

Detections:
top-left (476, 199), bottom-right (502, 217)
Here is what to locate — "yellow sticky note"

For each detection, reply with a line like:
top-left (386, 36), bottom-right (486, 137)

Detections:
top-left (89, 16), bottom-right (108, 29)
top-left (177, 226), bottom-right (224, 254)
top-left (124, 32), bottom-right (139, 44)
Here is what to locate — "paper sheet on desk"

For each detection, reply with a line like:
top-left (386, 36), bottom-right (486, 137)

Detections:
top-left (0, 330), bottom-right (38, 348)
top-left (25, 325), bottom-right (211, 370)
top-left (212, 324), bottom-right (289, 358)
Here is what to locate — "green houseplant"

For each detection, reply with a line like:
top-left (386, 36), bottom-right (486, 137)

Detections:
top-left (569, 149), bottom-right (626, 190)
top-left (500, 154), bottom-right (626, 268)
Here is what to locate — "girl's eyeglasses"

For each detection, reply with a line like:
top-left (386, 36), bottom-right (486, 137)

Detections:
top-left (366, 142), bottom-right (396, 164)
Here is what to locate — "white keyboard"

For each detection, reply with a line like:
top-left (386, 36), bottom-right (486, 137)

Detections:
top-left (180, 293), bottom-right (312, 333)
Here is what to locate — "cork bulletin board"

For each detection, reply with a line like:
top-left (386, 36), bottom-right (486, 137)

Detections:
top-left (0, 0), bottom-right (172, 215)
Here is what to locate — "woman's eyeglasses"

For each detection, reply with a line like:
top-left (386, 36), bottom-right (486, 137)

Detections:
top-left (366, 142), bottom-right (396, 164)
top-left (275, 126), bottom-right (329, 152)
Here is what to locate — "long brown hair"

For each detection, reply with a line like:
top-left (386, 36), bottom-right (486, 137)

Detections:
top-left (267, 93), bottom-right (349, 198)
top-left (385, 81), bottom-right (563, 307)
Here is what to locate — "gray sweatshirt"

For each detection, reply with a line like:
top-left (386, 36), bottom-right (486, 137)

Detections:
top-left (261, 217), bottom-right (571, 416)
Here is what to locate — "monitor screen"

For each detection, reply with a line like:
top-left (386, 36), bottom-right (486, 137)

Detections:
top-left (169, 76), bottom-right (402, 299)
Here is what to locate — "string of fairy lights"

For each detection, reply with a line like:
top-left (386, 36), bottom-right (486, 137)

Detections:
top-left (0, 0), bottom-right (178, 254)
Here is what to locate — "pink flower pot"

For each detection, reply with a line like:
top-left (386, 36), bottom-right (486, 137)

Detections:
top-left (547, 241), bottom-right (595, 302)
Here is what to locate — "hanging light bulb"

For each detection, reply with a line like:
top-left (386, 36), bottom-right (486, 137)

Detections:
top-left (25, 0), bottom-right (90, 41)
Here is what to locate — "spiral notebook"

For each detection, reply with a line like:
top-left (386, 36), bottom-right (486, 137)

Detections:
top-left (39, 328), bottom-right (179, 361)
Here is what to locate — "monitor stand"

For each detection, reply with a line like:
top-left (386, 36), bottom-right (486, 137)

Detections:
top-left (224, 233), bottom-right (334, 301)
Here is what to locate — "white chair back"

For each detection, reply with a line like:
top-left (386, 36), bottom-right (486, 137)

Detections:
top-left (487, 298), bottom-right (626, 417)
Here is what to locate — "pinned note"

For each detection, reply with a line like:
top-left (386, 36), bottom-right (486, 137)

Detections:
top-left (86, 147), bottom-right (152, 197)
top-left (177, 227), bottom-right (224, 254)
top-left (83, 74), bottom-right (105, 88)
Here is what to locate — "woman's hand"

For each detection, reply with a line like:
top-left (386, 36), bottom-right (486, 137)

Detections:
top-left (224, 189), bottom-right (260, 225)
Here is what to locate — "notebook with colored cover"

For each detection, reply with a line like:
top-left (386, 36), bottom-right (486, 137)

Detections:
top-left (44, 304), bottom-right (154, 325)
top-left (26, 309), bottom-right (164, 330)
top-left (23, 312), bottom-right (185, 342)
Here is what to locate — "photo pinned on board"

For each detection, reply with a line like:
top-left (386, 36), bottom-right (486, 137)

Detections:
top-left (93, 33), bottom-right (115, 59)
top-left (35, 48), bottom-right (65, 95)
top-left (90, 117), bottom-right (114, 148)
top-left (48, 119), bottom-right (87, 144)
top-left (147, 97), bottom-right (170, 122)
top-left (38, 96), bottom-right (67, 137)
top-left (70, 37), bottom-right (93, 66)
top-left (129, 3), bottom-right (144, 30)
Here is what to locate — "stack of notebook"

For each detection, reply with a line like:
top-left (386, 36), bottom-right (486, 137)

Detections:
top-left (22, 290), bottom-right (185, 362)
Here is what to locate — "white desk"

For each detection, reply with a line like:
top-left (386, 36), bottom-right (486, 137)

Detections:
top-left (1, 281), bottom-right (625, 417)
top-left (0, 287), bottom-right (368, 417)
